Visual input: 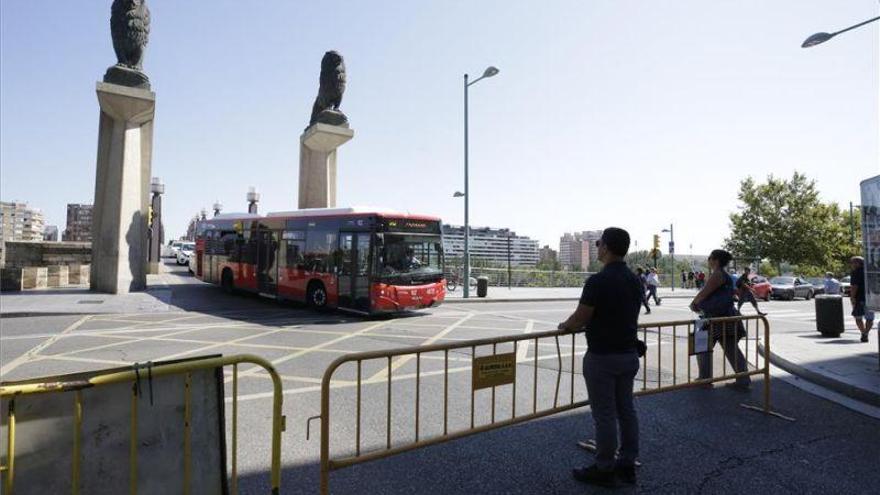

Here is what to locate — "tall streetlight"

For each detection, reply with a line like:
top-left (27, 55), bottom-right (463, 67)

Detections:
top-left (801, 15), bottom-right (880, 48)
top-left (148, 177), bottom-right (164, 274)
top-left (462, 65), bottom-right (499, 298)
top-left (213, 200), bottom-right (223, 217)
top-left (662, 224), bottom-right (674, 291)
top-left (247, 186), bottom-right (260, 214)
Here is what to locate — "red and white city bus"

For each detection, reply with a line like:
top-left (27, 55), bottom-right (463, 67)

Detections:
top-left (192, 207), bottom-right (446, 314)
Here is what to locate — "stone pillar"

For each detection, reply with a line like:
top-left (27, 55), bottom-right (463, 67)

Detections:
top-left (90, 82), bottom-right (155, 293)
top-left (298, 123), bottom-right (354, 209)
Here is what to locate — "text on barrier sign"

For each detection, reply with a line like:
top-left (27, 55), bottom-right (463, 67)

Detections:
top-left (472, 352), bottom-right (516, 390)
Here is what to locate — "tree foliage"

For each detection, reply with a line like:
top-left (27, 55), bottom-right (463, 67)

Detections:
top-left (725, 172), bottom-right (860, 275)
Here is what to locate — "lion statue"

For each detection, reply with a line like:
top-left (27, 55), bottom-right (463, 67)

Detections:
top-left (104, 0), bottom-right (151, 88)
top-left (309, 51), bottom-right (348, 127)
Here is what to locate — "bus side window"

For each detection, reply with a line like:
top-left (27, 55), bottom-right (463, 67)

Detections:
top-left (304, 229), bottom-right (336, 273)
top-left (282, 231), bottom-right (306, 269)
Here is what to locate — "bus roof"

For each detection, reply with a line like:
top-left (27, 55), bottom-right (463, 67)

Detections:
top-left (265, 207), bottom-right (440, 222)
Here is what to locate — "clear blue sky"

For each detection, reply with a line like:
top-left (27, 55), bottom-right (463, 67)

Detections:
top-left (1, 1), bottom-right (877, 254)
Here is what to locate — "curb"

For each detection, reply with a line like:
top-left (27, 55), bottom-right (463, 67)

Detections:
top-left (760, 343), bottom-right (880, 408)
top-left (445, 297), bottom-right (580, 304)
top-left (444, 294), bottom-right (694, 304)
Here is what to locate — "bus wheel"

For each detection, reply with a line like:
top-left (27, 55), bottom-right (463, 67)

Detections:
top-left (307, 282), bottom-right (328, 309)
top-left (221, 269), bottom-right (235, 294)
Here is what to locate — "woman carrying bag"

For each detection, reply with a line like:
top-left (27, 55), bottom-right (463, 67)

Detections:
top-left (688, 249), bottom-right (751, 391)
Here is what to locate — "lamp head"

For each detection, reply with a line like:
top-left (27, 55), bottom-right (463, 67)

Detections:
top-left (482, 66), bottom-right (500, 78)
top-left (802, 32), bottom-right (834, 48)
top-left (453, 191), bottom-right (466, 198)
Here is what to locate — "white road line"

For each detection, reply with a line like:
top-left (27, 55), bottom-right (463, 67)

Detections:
top-left (233, 319), bottom-right (397, 382)
top-left (367, 313), bottom-right (475, 382)
top-left (0, 315), bottom-right (91, 377)
top-left (517, 320), bottom-right (535, 362)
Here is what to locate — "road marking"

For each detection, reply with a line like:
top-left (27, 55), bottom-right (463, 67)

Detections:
top-left (233, 319), bottom-right (397, 382)
top-left (0, 315), bottom-right (91, 377)
top-left (517, 320), bottom-right (535, 362)
top-left (366, 313), bottom-right (475, 382)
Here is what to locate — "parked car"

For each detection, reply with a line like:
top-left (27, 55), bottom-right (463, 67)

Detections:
top-left (168, 240), bottom-right (184, 258)
top-left (176, 242), bottom-right (195, 266)
top-left (804, 277), bottom-right (826, 296)
top-left (840, 276), bottom-right (851, 296)
top-left (769, 276), bottom-right (814, 300)
top-left (749, 275), bottom-right (773, 301)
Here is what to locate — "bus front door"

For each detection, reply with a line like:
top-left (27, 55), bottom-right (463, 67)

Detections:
top-left (257, 230), bottom-right (278, 296)
top-left (339, 232), bottom-right (371, 311)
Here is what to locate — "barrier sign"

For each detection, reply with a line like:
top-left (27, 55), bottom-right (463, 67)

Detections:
top-left (472, 352), bottom-right (516, 390)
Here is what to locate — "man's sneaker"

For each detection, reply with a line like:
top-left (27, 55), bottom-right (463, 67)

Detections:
top-left (615, 464), bottom-right (637, 485)
top-left (657, 299), bottom-right (662, 306)
top-left (645, 309), bottom-right (651, 314)
top-left (572, 465), bottom-right (616, 487)
top-left (861, 332), bottom-right (869, 343)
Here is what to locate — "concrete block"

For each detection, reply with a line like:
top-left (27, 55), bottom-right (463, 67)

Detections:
top-left (91, 82), bottom-right (155, 294)
top-left (22, 267), bottom-right (47, 289)
top-left (69, 264), bottom-right (91, 285)
top-left (0, 268), bottom-right (23, 292)
top-left (47, 265), bottom-right (69, 287)
top-left (298, 123), bottom-right (354, 209)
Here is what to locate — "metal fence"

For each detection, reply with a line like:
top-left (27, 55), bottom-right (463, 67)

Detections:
top-left (0, 354), bottom-right (285, 495)
top-left (313, 315), bottom-right (772, 494)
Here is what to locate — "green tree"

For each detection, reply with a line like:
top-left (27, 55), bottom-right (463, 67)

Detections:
top-left (725, 172), bottom-right (860, 275)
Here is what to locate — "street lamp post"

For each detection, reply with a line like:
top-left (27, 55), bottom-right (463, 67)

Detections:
top-left (148, 177), bottom-right (164, 274)
top-left (213, 201), bottom-right (223, 217)
top-left (462, 65), bottom-right (499, 298)
top-left (801, 15), bottom-right (880, 48)
top-left (662, 224), bottom-right (674, 291)
top-left (247, 186), bottom-right (260, 214)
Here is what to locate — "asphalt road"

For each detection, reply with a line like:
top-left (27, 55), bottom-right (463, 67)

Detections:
top-left (1, 264), bottom-right (878, 494)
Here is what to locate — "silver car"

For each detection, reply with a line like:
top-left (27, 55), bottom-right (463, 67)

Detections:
top-left (769, 276), bottom-right (814, 300)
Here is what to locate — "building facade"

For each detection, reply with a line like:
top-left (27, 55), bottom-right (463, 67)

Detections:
top-left (558, 230), bottom-right (603, 270)
top-left (43, 225), bottom-right (59, 242)
top-left (62, 204), bottom-right (93, 242)
top-left (538, 245), bottom-right (557, 265)
top-left (0, 201), bottom-right (45, 242)
top-left (442, 224), bottom-right (539, 266)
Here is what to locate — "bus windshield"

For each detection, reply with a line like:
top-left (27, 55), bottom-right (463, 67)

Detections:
top-left (377, 233), bottom-right (443, 280)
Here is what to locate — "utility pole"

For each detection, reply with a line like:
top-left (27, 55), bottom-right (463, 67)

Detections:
top-left (851, 201), bottom-right (855, 245)
top-left (507, 232), bottom-right (512, 290)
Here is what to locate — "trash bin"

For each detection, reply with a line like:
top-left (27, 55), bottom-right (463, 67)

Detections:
top-left (477, 276), bottom-right (489, 298)
top-left (815, 295), bottom-right (844, 337)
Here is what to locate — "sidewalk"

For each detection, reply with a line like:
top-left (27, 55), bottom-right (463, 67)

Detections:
top-left (0, 272), bottom-right (173, 317)
top-left (764, 326), bottom-right (880, 408)
top-left (444, 286), bottom-right (697, 303)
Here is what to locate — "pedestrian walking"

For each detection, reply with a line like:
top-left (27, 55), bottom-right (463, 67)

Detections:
top-left (635, 267), bottom-right (651, 314)
top-left (696, 271), bottom-right (706, 289)
top-left (735, 267), bottom-right (766, 315)
top-left (559, 227), bottom-right (642, 487)
top-left (823, 272), bottom-right (841, 296)
top-left (689, 249), bottom-right (751, 390)
top-left (681, 270), bottom-right (687, 289)
top-left (688, 271), bottom-right (695, 289)
top-left (645, 268), bottom-right (661, 306)
top-left (849, 256), bottom-right (874, 343)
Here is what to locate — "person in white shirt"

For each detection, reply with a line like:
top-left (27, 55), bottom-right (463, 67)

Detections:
top-left (645, 268), bottom-right (661, 306)
top-left (823, 272), bottom-right (841, 295)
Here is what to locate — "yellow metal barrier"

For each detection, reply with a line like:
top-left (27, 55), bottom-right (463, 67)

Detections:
top-left (0, 354), bottom-right (285, 495)
top-left (315, 315), bottom-right (774, 494)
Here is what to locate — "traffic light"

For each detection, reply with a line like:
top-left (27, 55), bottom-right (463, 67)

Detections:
top-left (653, 234), bottom-right (660, 251)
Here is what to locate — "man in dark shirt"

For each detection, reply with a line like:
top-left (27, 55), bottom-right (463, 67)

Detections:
top-left (559, 227), bottom-right (641, 487)
top-left (850, 256), bottom-right (874, 343)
